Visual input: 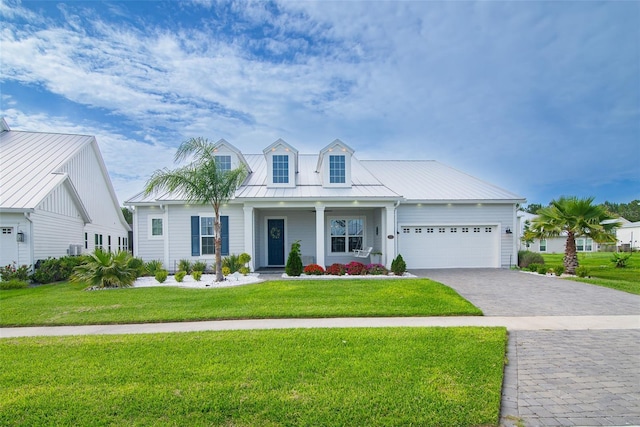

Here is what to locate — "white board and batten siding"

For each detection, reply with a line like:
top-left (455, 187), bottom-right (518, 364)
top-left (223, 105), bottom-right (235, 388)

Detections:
top-left (396, 204), bottom-right (516, 269)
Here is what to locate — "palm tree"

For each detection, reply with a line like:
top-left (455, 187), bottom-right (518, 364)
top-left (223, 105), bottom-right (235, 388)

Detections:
top-left (144, 137), bottom-right (248, 282)
top-left (71, 249), bottom-right (137, 288)
top-left (524, 196), bottom-right (620, 274)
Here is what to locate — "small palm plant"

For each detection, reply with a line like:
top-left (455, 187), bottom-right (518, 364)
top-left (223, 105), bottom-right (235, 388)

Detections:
top-left (71, 249), bottom-right (137, 289)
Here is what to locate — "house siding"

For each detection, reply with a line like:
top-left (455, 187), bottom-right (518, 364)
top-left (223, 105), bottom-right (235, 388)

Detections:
top-left (134, 206), bottom-right (166, 263)
top-left (0, 213), bottom-right (32, 267)
top-left (31, 210), bottom-right (84, 262)
top-left (397, 203), bottom-right (517, 268)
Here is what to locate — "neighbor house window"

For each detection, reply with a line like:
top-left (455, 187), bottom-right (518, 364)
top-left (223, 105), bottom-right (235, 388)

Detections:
top-left (540, 239), bottom-right (547, 252)
top-left (576, 238), bottom-right (593, 252)
top-left (200, 216), bottom-right (215, 255)
top-left (215, 155), bottom-right (231, 172)
top-left (149, 217), bottom-right (163, 238)
top-left (108, 235), bottom-right (112, 252)
top-left (329, 155), bottom-right (346, 184)
top-left (330, 218), bottom-right (363, 253)
top-left (272, 155), bottom-right (289, 184)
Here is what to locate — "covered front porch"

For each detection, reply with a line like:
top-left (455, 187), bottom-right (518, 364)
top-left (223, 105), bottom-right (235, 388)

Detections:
top-left (242, 201), bottom-right (397, 271)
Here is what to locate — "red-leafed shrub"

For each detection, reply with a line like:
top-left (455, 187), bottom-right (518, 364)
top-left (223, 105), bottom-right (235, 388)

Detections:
top-left (303, 264), bottom-right (325, 275)
top-left (326, 263), bottom-right (346, 276)
top-left (366, 263), bottom-right (388, 275)
top-left (346, 261), bottom-right (367, 275)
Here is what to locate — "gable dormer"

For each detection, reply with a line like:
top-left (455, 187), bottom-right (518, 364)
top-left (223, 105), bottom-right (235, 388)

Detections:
top-left (316, 139), bottom-right (354, 188)
top-left (263, 139), bottom-right (298, 188)
top-left (212, 139), bottom-right (252, 173)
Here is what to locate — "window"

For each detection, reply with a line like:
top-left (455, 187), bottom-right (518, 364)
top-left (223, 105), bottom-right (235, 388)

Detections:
top-left (450, 227), bottom-right (457, 233)
top-left (272, 155), bottom-right (289, 184)
top-left (485, 227), bottom-right (492, 233)
top-left (439, 227), bottom-right (445, 233)
top-left (585, 238), bottom-right (593, 251)
top-left (1, 227), bottom-right (12, 234)
top-left (540, 239), bottom-right (547, 252)
top-left (329, 155), bottom-right (346, 184)
top-left (94, 234), bottom-right (103, 249)
top-left (473, 227), bottom-right (480, 233)
top-left (426, 228), bottom-right (434, 233)
top-left (201, 217), bottom-right (215, 255)
top-left (402, 227), bottom-right (410, 234)
top-left (151, 218), bottom-right (163, 236)
top-left (85, 232), bottom-right (88, 249)
top-left (330, 218), bottom-right (363, 253)
top-left (415, 228), bottom-right (422, 233)
top-left (462, 227), bottom-right (469, 233)
top-left (108, 236), bottom-right (112, 252)
top-left (215, 155), bottom-right (231, 172)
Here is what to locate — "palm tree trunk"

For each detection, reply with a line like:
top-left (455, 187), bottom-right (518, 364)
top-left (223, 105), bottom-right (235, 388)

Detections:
top-left (213, 204), bottom-right (223, 282)
top-left (564, 231), bottom-right (579, 275)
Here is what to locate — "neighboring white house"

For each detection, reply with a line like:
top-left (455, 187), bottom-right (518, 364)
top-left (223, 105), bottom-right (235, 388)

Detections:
top-left (0, 119), bottom-right (130, 268)
top-left (126, 139), bottom-right (525, 271)
top-left (616, 218), bottom-right (640, 251)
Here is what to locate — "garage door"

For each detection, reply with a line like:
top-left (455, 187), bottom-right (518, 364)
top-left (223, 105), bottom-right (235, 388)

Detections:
top-left (0, 227), bottom-right (18, 267)
top-left (398, 225), bottom-right (499, 268)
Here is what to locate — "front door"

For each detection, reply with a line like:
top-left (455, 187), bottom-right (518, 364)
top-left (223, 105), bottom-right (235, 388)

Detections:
top-left (267, 219), bottom-right (285, 266)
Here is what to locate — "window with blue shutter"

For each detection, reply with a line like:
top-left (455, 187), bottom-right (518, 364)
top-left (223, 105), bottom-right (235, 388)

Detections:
top-left (191, 215), bottom-right (229, 256)
top-left (191, 216), bottom-right (200, 256)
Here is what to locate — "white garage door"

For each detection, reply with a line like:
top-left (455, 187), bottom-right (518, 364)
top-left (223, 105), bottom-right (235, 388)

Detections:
top-left (398, 225), bottom-right (499, 268)
top-left (0, 227), bottom-right (19, 267)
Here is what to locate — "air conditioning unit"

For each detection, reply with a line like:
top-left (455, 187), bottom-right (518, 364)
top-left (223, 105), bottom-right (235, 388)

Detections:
top-left (68, 244), bottom-right (83, 256)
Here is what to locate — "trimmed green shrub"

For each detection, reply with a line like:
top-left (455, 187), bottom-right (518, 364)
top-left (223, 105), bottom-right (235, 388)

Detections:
top-left (175, 271), bottom-right (186, 282)
top-left (611, 252), bottom-right (631, 268)
top-left (192, 260), bottom-right (207, 273)
top-left (0, 279), bottom-right (29, 290)
top-left (527, 263), bottom-right (540, 272)
top-left (222, 266), bottom-right (231, 276)
top-left (238, 253), bottom-right (251, 265)
top-left (303, 264), bottom-right (325, 275)
top-left (72, 249), bottom-right (137, 289)
top-left (192, 270), bottom-right (202, 281)
top-left (155, 270), bottom-right (168, 283)
top-left (391, 254), bottom-right (407, 276)
top-left (127, 256), bottom-right (146, 277)
top-left (31, 256), bottom-right (87, 284)
top-left (239, 266), bottom-right (250, 275)
top-left (575, 266), bottom-right (590, 278)
top-left (536, 265), bottom-right (549, 275)
top-left (145, 260), bottom-right (163, 276)
top-left (518, 250), bottom-right (545, 269)
top-left (285, 240), bottom-right (303, 277)
top-left (178, 259), bottom-right (192, 274)
top-left (553, 265), bottom-right (565, 276)
top-left (1, 263), bottom-right (30, 282)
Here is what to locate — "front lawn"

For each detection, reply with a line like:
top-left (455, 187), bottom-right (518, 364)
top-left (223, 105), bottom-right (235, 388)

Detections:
top-left (0, 279), bottom-right (481, 326)
top-left (0, 327), bottom-right (506, 426)
top-left (540, 252), bottom-right (640, 294)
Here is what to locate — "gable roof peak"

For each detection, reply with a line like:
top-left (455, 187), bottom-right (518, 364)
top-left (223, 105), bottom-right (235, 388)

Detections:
top-left (262, 138), bottom-right (299, 155)
top-left (212, 138), bottom-right (252, 173)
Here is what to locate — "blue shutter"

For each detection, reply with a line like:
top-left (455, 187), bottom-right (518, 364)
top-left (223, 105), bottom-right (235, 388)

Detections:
top-left (191, 216), bottom-right (200, 256)
top-left (221, 216), bottom-right (229, 256)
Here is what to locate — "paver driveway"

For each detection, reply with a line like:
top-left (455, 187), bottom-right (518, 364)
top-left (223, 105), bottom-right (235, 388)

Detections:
top-left (417, 269), bottom-right (640, 427)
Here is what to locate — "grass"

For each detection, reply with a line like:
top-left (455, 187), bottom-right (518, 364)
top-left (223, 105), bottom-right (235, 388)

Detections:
top-left (0, 279), bottom-right (482, 326)
top-left (539, 252), bottom-right (640, 295)
top-left (0, 327), bottom-right (507, 427)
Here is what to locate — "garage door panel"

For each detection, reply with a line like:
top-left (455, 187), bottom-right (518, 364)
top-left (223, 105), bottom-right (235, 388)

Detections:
top-left (398, 225), bottom-right (498, 269)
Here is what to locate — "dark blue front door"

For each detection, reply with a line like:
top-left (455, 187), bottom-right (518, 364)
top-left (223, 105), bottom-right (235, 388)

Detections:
top-left (267, 219), bottom-right (285, 266)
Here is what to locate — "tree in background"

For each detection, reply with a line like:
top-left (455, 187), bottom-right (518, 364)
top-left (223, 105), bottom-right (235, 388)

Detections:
top-left (602, 200), bottom-right (640, 222)
top-left (144, 137), bottom-right (247, 282)
top-left (524, 196), bottom-right (620, 274)
top-left (121, 207), bottom-right (133, 224)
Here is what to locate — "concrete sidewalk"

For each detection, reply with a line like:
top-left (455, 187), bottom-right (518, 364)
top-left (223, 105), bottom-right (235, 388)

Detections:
top-left (1, 314), bottom-right (639, 338)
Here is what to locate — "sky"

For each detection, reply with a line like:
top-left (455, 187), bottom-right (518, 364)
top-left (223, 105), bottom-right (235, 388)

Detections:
top-left (1, 0), bottom-right (638, 207)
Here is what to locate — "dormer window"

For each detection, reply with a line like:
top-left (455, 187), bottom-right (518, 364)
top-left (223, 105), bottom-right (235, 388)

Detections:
top-left (215, 155), bottom-right (232, 172)
top-left (329, 155), bottom-right (346, 184)
top-left (263, 139), bottom-right (298, 188)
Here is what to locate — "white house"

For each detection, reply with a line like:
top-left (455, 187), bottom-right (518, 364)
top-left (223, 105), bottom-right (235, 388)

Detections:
top-left (126, 139), bottom-right (525, 271)
top-left (616, 218), bottom-right (640, 251)
top-left (0, 119), bottom-right (130, 268)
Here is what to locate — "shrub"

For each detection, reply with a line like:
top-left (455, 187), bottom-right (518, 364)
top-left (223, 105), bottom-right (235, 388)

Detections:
top-left (575, 266), bottom-right (590, 278)
top-left (527, 263), bottom-right (540, 272)
top-left (223, 254), bottom-right (244, 274)
top-left (71, 249), bottom-right (137, 289)
top-left (238, 253), bottom-right (251, 265)
top-left (0, 279), bottom-right (29, 290)
top-left (192, 270), bottom-right (202, 281)
top-left (303, 264), bottom-right (325, 275)
top-left (367, 264), bottom-right (388, 275)
top-left (178, 259), bottom-right (192, 274)
top-left (175, 271), bottom-right (186, 282)
top-left (145, 260), bottom-right (164, 276)
top-left (155, 269), bottom-right (168, 283)
top-left (346, 261), bottom-right (367, 275)
top-left (0, 262), bottom-right (30, 282)
top-left (222, 266), bottom-right (231, 276)
top-left (326, 263), bottom-right (346, 276)
top-left (611, 252), bottom-right (631, 268)
top-left (391, 254), bottom-right (407, 276)
top-left (239, 266), bottom-right (250, 275)
top-left (285, 240), bottom-right (303, 277)
top-left (553, 265), bottom-right (565, 276)
top-left (192, 260), bottom-right (207, 273)
top-left (536, 265), bottom-right (549, 275)
top-left (31, 256), bottom-right (87, 284)
top-left (127, 257), bottom-right (146, 277)
top-left (518, 250), bottom-right (545, 269)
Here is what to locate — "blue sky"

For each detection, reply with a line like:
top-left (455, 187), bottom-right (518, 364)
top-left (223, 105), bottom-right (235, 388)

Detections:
top-left (1, 0), bottom-right (638, 206)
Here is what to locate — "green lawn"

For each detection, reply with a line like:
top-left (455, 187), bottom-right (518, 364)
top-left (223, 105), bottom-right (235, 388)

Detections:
top-left (0, 279), bottom-right (481, 326)
top-left (0, 327), bottom-right (506, 427)
top-left (540, 252), bottom-right (640, 295)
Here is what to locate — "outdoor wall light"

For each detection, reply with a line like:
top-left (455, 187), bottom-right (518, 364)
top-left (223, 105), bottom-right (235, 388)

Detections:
top-left (16, 231), bottom-right (25, 242)
top-left (505, 227), bottom-right (512, 234)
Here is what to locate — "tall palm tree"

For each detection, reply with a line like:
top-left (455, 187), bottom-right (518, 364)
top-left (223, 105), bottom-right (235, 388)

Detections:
top-left (524, 196), bottom-right (620, 274)
top-left (144, 137), bottom-right (247, 282)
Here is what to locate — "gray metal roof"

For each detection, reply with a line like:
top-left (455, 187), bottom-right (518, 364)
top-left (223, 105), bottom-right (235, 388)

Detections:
top-left (361, 160), bottom-right (525, 202)
top-left (0, 130), bottom-right (93, 210)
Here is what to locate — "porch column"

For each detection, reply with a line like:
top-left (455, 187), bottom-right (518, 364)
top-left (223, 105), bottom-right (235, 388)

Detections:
top-left (315, 206), bottom-right (325, 267)
top-left (385, 205), bottom-right (396, 269)
top-left (243, 205), bottom-right (255, 271)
